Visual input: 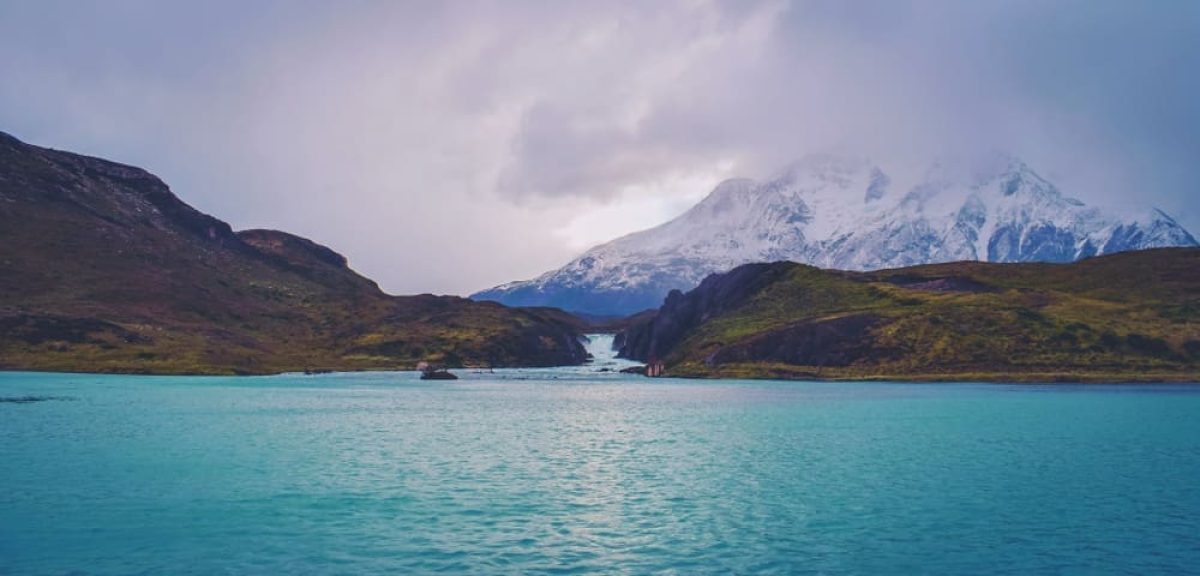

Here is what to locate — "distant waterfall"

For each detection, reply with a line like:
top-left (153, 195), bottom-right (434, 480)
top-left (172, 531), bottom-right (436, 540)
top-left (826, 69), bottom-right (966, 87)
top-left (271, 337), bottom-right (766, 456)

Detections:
top-left (582, 333), bottom-right (639, 370)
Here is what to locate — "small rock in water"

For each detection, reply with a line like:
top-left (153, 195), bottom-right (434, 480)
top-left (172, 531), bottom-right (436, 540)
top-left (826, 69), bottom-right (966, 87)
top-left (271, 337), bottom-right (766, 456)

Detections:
top-left (418, 362), bottom-right (459, 380)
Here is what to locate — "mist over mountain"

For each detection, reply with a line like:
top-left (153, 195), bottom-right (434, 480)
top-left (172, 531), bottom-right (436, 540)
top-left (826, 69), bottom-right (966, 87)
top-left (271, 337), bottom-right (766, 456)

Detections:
top-left (474, 155), bottom-right (1197, 315)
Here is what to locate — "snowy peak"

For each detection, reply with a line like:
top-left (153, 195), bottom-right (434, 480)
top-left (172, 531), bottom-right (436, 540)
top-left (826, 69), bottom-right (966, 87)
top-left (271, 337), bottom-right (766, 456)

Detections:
top-left (1102, 208), bottom-right (1197, 255)
top-left (473, 155), bottom-right (1198, 315)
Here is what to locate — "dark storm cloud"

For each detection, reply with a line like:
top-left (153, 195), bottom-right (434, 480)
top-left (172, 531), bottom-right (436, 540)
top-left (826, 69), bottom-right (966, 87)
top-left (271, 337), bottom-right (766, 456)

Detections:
top-left (499, 1), bottom-right (1200, 206)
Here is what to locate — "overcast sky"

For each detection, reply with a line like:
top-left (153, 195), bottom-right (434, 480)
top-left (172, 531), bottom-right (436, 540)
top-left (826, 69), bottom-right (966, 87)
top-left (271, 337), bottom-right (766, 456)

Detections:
top-left (1, 0), bottom-right (1196, 295)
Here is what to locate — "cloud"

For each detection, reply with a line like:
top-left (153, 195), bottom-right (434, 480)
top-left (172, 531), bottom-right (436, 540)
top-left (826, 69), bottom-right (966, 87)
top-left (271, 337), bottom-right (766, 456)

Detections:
top-left (0, 0), bottom-right (1196, 295)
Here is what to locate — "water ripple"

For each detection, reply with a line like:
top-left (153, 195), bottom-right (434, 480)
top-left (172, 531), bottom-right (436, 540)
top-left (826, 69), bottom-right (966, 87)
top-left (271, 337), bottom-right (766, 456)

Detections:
top-left (1, 372), bottom-right (1199, 574)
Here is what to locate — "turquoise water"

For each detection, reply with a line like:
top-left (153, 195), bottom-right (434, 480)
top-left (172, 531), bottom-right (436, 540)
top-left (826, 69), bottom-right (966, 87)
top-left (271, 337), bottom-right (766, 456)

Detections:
top-left (2, 360), bottom-right (1199, 574)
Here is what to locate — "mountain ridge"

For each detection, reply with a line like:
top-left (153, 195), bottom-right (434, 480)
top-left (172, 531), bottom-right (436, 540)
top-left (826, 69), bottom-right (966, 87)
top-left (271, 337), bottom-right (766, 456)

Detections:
top-left (474, 155), bottom-right (1197, 315)
top-left (0, 130), bottom-right (588, 374)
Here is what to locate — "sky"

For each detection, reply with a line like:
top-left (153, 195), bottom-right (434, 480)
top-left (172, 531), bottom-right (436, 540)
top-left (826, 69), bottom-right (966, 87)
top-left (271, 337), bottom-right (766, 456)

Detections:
top-left (1, 0), bottom-right (1197, 295)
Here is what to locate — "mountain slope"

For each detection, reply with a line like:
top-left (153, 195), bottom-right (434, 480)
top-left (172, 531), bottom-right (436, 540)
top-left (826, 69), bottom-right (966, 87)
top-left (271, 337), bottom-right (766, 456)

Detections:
top-left (0, 131), bottom-right (587, 374)
top-left (474, 155), bottom-right (1197, 315)
top-left (616, 248), bottom-right (1200, 382)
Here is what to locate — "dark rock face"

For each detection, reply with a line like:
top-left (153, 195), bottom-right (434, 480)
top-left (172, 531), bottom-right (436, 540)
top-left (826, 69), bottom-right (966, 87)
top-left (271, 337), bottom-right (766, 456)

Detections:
top-left (0, 131), bottom-right (242, 248)
top-left (1019, 224), bottom-right (1078, 262)
top-left (239, 229), bottom-right (350, 269)
top-left (618, 262), bottom-right (794, 362)
top-left (237, 229), bottom-right (381, 294)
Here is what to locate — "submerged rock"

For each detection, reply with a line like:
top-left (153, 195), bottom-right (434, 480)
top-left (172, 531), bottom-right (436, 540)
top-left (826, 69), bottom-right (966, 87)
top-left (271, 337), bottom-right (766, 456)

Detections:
top-left (0, 395), bottom-right (75, 404)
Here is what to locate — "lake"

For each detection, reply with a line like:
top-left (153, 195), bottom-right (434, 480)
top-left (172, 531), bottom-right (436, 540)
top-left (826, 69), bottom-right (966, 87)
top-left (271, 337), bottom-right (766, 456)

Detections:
top-left (2, 337), bottom-right (1198, 574)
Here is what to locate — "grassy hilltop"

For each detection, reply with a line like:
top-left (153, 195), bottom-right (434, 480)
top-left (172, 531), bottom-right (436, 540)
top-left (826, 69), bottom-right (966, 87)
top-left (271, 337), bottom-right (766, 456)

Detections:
top-left (618, 248), bottom-right (1200, 382)
top-left (0, 131), bottom-right (587, 375)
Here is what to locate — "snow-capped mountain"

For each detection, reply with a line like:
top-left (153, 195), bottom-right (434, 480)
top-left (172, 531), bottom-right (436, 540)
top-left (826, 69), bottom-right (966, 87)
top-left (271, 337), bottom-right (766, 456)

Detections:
top-left (473, 155), bottom-right (1198, 315)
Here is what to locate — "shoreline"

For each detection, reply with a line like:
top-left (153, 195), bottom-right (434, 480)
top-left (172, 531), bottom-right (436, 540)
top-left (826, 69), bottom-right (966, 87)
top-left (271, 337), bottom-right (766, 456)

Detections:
top-left (2, 365), bottom-right (1197, 385)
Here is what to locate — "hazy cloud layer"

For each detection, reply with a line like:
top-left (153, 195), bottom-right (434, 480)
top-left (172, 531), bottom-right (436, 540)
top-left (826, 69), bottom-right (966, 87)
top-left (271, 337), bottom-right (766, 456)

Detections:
top-left (1, 0), bottom-right (1196, 295)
